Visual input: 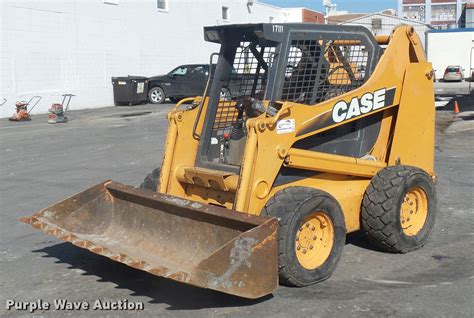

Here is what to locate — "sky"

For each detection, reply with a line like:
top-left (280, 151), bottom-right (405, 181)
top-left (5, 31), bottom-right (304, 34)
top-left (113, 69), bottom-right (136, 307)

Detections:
top-left (260, 0), bottom-right (398, 13)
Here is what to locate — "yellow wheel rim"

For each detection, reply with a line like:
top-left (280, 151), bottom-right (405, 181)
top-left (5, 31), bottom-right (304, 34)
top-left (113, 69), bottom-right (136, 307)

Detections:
top-left (400, 187), bottom-right (428, 236)
top-left (295, 212), bottom-right (334, 270)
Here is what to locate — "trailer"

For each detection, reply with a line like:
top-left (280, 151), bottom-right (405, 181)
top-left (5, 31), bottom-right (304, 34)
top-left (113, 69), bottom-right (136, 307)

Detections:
top-left (426, 28), bottom-right (474, 80)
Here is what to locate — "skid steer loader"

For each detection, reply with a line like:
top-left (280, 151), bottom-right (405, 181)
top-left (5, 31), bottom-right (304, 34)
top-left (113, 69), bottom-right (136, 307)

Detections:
top-left (22, 24), bottom-right (437, 299)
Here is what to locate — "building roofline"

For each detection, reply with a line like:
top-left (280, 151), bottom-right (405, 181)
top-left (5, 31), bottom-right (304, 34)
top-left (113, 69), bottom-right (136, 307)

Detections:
top-left (299, 7), bottom-right (324, 15)
top-left (254, 1), bottom-right (283, 11)
top-left (255, 2), bottom-right (324, 15)
top-left (341, 12), bottom-right (432, 27)
top-left (282, 7), bottom-right (324, 15)
top-left (427, 28), bottom-right (474, 33)
top-left (326, 13), bottom-right (369, 24)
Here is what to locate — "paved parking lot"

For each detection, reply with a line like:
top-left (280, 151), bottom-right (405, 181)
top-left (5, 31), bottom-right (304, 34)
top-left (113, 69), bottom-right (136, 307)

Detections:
top-left (0, 105), bottom-right (473, 317)
top-left (435, 80), bottom-right (473, 96)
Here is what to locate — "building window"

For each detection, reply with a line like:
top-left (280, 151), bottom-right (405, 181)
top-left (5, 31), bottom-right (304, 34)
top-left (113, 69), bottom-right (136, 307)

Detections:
top-left (269, 16), bottom-right (274, 23)
top-left (222, 6), bottom-right (229, 21)
top-left (158, 0), bottom-right (168, 11)
top-left (371, 18), bottom-right (382, 30)
top-left (431, 4), bottom-right (456, 21)
top-left (402, 5), bottom-right (426, 22)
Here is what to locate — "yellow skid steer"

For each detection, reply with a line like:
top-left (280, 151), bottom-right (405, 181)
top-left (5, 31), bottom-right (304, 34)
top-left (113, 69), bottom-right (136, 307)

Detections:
top-left (22, 23), bottom-right (437, 299)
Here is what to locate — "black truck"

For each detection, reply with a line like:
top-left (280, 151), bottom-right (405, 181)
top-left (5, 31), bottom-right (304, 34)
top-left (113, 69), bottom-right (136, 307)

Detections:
top-left (147, 64), bottom-right (212, 104)
top-left (147, 64), bottom-right (261, 104)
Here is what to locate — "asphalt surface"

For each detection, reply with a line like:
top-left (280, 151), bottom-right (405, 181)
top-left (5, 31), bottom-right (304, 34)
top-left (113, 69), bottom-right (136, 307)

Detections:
top-left (1, 105), bottom-right (473, 317)
top-left (435, 80), bottom-right (473, 96)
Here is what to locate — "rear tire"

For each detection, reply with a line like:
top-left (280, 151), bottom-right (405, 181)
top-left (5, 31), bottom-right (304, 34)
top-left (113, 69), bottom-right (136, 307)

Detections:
top-left (169, 97), bottom-right (181, 104)
top-left (140, 167), bottom-right (161, 191)
top-left (262, 187), bottom-right (346, 287)
top-left (361, 165), bottom-right (437, 253)
top-left (148, 87), bottom-right (166, 104)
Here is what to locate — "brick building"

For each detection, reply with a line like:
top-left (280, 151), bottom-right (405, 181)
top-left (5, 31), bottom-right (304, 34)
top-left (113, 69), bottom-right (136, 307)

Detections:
top-left (284, 8), bottom-right (325, 23)
top-left (463, 0), bottom-right (474, 27)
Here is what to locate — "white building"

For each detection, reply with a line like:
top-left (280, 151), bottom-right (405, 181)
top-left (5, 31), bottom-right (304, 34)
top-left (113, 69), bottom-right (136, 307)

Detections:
top-left (1, 0), bottom-right (308, 118)
top-left (339, 13), bottom-right (432, 48)
top-left (426, 28), bottom-right (474, 79)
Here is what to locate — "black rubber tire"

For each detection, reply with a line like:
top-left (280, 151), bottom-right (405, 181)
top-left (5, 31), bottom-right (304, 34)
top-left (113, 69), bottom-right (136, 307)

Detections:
top-left (361, 165), bottom-right (437, 253)
top-left (169, 97), bottom-right (181, 104)
top-left (140, 167), bottom-right (161, 191)
top-left (262, 187), bottom-right (346, 287)
top-left (148, 86), bottom-right (166, 104)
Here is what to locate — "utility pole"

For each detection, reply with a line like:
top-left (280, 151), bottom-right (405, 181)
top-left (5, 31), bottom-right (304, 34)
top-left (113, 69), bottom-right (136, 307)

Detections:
top-left (470, 47), bottom-right (473, 92)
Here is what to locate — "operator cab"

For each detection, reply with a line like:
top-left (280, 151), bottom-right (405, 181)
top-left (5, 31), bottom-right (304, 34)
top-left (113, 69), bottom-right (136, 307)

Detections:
top-left (196, 23), bottom-right (381, 173)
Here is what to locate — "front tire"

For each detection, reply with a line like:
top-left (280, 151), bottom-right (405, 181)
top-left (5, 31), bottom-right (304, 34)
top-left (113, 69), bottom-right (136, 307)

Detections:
top-left (220, 87), bottom-right (231, 101)
top-left (361, 165), bottom-right (437, 253)
top-left (140, 167), bottom-right (161, 191)
top-left (148, 87), bottom-right (166, 104)
top-left (262, 187), bottom-right (346, 287)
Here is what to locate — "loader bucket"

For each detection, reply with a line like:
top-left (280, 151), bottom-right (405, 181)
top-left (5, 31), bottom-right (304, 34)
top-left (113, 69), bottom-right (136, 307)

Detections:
top-left (20, 181), bottom-right (278, 299)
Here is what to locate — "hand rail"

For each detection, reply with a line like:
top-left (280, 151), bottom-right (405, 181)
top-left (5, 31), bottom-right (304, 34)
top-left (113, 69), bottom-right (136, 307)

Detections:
top-left (192, 52), bottom-right (220, 140)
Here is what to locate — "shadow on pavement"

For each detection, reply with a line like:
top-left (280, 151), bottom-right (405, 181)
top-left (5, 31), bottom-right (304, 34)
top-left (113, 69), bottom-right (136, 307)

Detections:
top-left (33, 243), bottom-right (272, 310)
top-left (345, 231), bottom-right (385, 253)
top-left (437, 92), bottom-right (474, 112)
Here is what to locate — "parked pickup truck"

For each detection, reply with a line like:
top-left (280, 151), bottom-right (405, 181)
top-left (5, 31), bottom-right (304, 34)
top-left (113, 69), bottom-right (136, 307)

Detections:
top-left (148, 64), bottom-right (263, 104)
top-left (148, 64), bottom-right (219, 104)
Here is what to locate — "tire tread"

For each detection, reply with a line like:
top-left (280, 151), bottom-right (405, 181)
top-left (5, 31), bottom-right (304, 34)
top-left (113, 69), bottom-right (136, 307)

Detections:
top-left (361, 165), bottom-right (433, 253)
top-left (262, 187), bottom-right (339, 286)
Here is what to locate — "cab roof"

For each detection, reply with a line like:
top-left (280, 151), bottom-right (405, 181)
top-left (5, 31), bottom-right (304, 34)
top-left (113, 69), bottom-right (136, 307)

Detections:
top-left (203, 23), bottom-right (376, 44)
